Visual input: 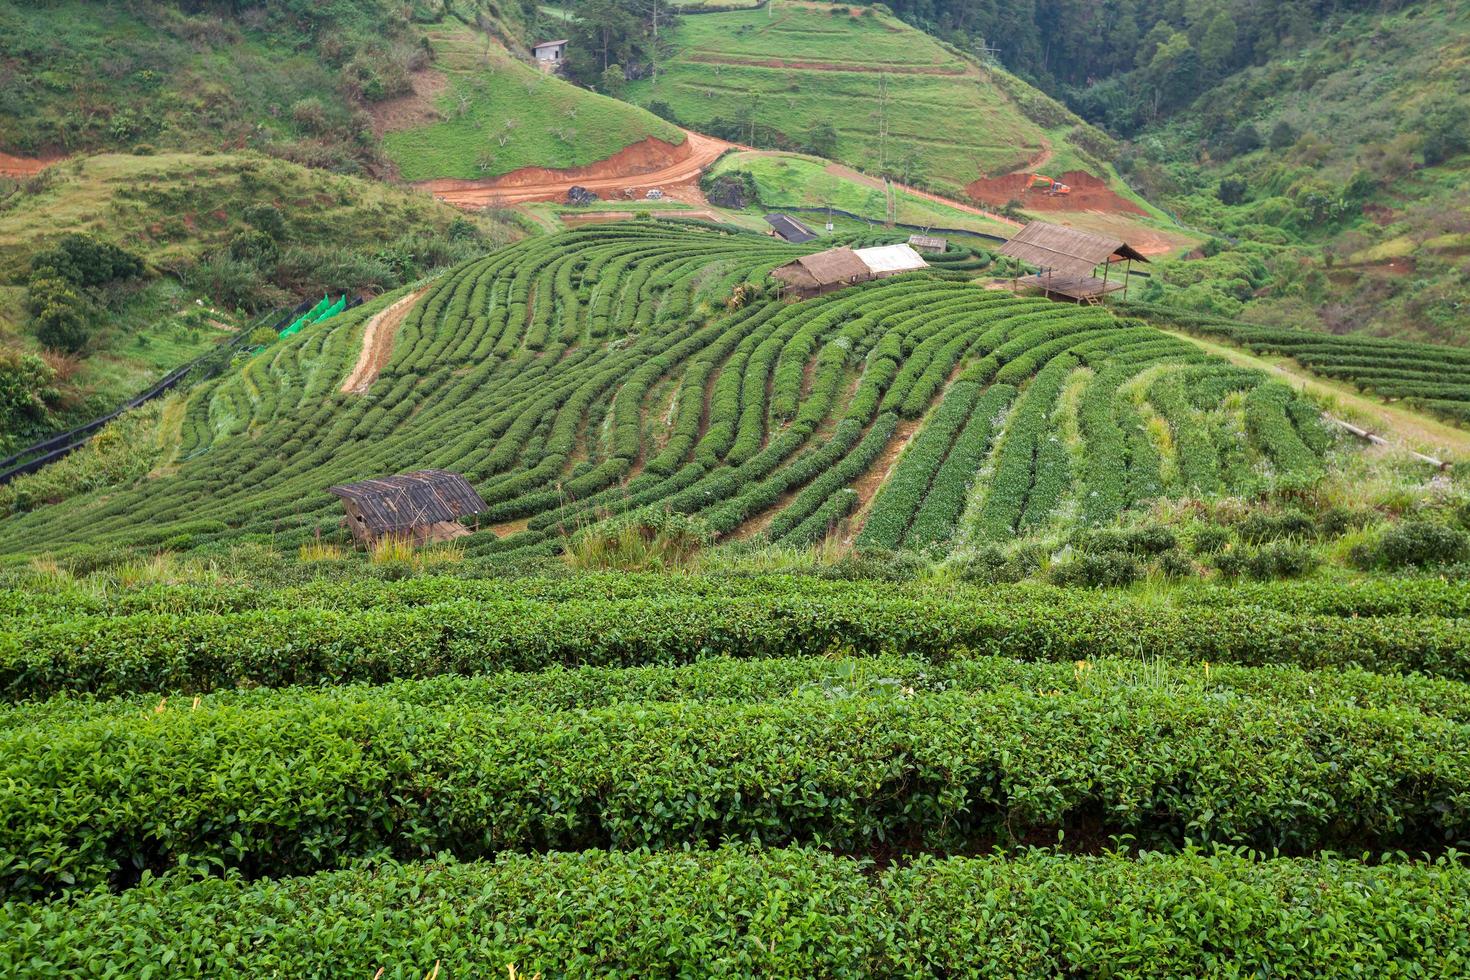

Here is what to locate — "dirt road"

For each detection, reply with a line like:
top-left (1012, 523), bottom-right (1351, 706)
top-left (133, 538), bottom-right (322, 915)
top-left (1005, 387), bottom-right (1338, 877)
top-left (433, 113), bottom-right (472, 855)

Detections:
top-left (341, 288), bottom-right (427, 394)
top-left (422, 130), bottom-right (733, 208)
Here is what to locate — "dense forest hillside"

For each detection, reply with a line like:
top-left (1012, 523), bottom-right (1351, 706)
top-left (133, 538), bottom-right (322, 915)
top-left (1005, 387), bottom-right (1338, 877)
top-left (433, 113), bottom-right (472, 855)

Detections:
top-left (1128, 1), bottom-right (1470, 344)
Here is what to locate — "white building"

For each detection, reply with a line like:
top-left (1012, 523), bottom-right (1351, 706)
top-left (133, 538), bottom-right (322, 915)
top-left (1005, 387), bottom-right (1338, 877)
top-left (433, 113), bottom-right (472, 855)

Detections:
top-left (533, 39), bottom-right (568, 71)
top-left (853, 243), bottom-right (929, 278)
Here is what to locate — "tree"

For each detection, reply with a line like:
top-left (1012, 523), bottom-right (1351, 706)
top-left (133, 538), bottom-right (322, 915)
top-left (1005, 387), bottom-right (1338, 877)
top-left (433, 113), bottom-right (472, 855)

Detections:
top-left (805, 122), bottom-right (838, 159)
top-left (1217, 176), bottom-right (1248, 206)
top-left (26, 277), bottom-right (93, 353)
top-left (1199, 10), bottom-right (1237, 76)
top-left (1228, 123), bottom-right (1262, 157)
top-left (1269, 120), bottom-right (1298, 150)
top-left (600, 63), bottom-right (627, 98)
top-left (0, 348), bottom-right (59, 453)
top-left (1416, 97), bottom-right (1470, 167)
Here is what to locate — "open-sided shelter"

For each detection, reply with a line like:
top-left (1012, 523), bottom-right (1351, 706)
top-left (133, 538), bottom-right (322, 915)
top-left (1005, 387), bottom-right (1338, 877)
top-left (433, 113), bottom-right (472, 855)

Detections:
top-left (328, 469), bottom-right (485, 546)
top-left (998, 221), bottom-right (1149, 302)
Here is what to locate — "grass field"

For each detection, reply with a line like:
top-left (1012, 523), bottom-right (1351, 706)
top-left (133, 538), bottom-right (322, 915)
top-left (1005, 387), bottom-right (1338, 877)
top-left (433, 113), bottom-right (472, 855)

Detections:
top-left (382, 25), bottom-right (684, 181)
top-left (710, 150), bottom-right (1015, 236)
top-left (624, 4), bottom-right (1089, 196)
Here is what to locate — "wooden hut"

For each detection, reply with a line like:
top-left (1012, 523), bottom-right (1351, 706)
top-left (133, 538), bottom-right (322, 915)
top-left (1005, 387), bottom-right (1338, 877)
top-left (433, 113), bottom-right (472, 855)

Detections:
top-left (907, 234), bottom-right (947, 254)
top-left (997, 221), bottom-right (1149, 303)
top-left (770, 246), bottom-right (871, 298)
top-left (327, 469), bottom-right (486, 547)
top-left (764, 213), bottom-right (818, 244)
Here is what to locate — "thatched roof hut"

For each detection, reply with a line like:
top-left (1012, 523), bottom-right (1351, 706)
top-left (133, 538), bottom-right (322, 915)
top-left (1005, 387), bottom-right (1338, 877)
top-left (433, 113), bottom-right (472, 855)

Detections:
top-left (997, 221), bottom-right (1149, 302)
top-left (327, 469), bottom-right (485, 546)
top-left (771, 246), bottom-right (872, 297)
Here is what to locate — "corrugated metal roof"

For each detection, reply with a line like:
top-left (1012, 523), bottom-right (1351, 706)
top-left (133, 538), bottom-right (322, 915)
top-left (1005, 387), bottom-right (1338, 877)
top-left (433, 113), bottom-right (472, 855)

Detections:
top-left (534, 39), bottom-right (569, 49)
top-left (997, 221), bottom-right (1149, 278)
top-left (854, 243), bottom-right (929, 274)
top-left (327, 469), bottom-right (486, 533)
top-left (763, 214), bottom-right (818, 243)
top-left (907, 234), bottom-right (947, 253)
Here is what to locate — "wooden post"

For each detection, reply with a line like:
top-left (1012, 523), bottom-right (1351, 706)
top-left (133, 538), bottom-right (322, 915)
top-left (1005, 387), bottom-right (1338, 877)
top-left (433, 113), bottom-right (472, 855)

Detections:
top-left (1123, 258), bottom-right (1131, 301)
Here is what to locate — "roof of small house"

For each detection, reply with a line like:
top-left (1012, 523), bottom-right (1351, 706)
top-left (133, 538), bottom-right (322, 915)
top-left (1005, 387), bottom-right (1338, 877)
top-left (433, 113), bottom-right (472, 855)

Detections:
top-left (327, 469), bottom-right (486, 533)
top-left (907, 234), bottom-right (947, 253)
top-left (763, 213), bottom-right (818, 244)
top-left (533, 39), bottom-right (569, 50)
top-left (772, 246), bottom-right (871, 288)
top-left (997, 221), bottom-right (1149, 279)
top-left (854, 243), bottom-right (929, 275)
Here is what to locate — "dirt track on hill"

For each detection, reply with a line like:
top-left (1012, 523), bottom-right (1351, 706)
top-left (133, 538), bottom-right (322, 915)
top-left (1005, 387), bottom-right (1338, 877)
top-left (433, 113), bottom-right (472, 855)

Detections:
top-left (341, 288), bottom-right (426, 394)
top-left (421, 131), bottom-right (732, 207)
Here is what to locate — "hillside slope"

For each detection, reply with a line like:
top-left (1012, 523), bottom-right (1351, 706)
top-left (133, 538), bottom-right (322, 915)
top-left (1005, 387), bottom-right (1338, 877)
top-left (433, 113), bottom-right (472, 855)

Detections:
top-left (0, 224), bottom-right (1348, 561)
top-left (621, 4), bottom-right (1111, 199)
top-left (0, 152), bottom-right (514, 443)
top-left (1124, 0), bottom-right (1470, 345)
top-left (381, 23), bottom-right (686, 181)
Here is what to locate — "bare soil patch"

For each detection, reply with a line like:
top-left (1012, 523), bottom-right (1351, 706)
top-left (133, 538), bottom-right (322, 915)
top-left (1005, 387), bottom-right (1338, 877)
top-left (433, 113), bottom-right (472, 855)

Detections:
top-left (847, 418), bottom-right (922, 535)
top-left (422, 131), bottom-right (730, 208)
top-left (341, 288), bottom-right (426, 394)
top-left (966, 170), bottom-right (1145, 217)
top-left (0, 151), bottom-right (62, 178)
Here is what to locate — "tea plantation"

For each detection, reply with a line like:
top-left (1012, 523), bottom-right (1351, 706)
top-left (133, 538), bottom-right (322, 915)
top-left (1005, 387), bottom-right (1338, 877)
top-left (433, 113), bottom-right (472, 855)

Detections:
top-left (0, 223), bottom-right (1332, 559)
top-left (4, 223), bottom-right (1470, 974)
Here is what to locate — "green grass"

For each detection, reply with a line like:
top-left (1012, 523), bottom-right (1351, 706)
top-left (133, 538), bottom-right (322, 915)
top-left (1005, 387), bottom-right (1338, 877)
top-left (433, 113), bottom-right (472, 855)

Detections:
top-left (381, 25), bottom-right (684, 181)
top-left (625, 4), bottom-right (1085, 195)
top-left (710, 150), bottom-right (1013, 235)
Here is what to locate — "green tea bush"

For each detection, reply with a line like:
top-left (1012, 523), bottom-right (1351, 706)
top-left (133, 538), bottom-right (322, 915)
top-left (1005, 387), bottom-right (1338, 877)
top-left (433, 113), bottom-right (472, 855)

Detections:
top-left (1351, 520), bottom-right (1470, 571)
top-left (4, 846), bottom-right (1469, 976)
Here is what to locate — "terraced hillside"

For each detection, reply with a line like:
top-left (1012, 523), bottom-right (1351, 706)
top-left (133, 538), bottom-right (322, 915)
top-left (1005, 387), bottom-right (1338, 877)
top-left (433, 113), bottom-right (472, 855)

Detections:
top-left (623, 5), bottom-right (1102, 197)
top-left (0, 223), bottom-right (1337, 561)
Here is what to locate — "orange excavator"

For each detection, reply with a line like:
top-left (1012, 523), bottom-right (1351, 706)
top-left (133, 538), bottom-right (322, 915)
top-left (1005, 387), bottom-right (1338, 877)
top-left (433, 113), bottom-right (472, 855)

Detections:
top-left (1026, 173), bottom-right (1071, 196)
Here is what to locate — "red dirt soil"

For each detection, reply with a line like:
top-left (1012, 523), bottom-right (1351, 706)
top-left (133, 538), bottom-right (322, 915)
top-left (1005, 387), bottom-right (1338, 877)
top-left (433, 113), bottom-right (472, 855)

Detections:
top-left (966, 170), bottom-right (1145, 216)
top-left (421, 131), bottom-right (732, 207)
top-left (0, 151), bottom-right (62, 178)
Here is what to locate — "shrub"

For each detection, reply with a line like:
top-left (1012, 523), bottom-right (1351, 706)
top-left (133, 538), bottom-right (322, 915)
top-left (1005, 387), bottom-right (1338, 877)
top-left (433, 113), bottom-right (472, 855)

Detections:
top-left (26, 277), bottom-right (92, 352)
top-left (1243, 542), bottom-right (1319, 580)
top-left (1050, 551), bottom-right (1143, 588)
top-left (1190, 525), bottom-right (1232, 555)
top-left (1351, 520), bottom-right (1470, 571)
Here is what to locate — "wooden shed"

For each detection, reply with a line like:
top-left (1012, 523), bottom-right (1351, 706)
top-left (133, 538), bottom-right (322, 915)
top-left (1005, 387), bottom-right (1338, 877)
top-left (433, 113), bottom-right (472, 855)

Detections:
top-left (907, 234), bottom-right (948, 254)
top-left (764, 213), bottom-right (818, 244)
top-left (997, 221), bottom-right (1149, 303)
top-left (771, 246), bottom-right (872, 298)
top-left (327, 469), bottom-right (485, 547)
